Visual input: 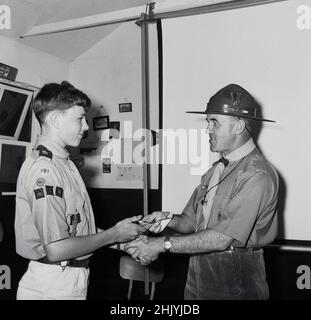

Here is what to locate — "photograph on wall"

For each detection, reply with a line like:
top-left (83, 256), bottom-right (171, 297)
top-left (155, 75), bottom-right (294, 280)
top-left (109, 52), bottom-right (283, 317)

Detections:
top-left (0, 144), bottom-right (26, 183)
top-left (93, 116), bottom-right (109, 131)
top-left (119, 102), bottom-right (132, 113)
top-left (116, 165), bottom-right (143, 181)
top-left (102, 157), bottom-right (111, 173)
top-left (109, 121), bottom-right (120, 139)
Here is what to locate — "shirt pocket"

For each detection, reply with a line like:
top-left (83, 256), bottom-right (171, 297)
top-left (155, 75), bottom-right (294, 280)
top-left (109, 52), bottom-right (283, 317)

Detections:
top-left (65, 191), bottom-right (79, 216)
top-left (65, 191), bottom-right (87, 236)
top-left (64, 191), bottom-right (80, 236)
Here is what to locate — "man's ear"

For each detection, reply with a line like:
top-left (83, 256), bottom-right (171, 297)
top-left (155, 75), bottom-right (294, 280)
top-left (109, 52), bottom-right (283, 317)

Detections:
top-left (235, 118), bottom-right (246, 135)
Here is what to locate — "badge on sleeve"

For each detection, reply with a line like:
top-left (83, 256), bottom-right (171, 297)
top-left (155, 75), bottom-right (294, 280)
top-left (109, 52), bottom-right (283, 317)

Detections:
top-left (45, 185), bottom-right (54, 195)
top-left (36, 178), bottom-right (46, 187)
top-left (34, 188), bottom-right (45, 199)
top-left (40, 168), bottom-right (50, 175)
top-left (55, 187), bottom-right (63, 198)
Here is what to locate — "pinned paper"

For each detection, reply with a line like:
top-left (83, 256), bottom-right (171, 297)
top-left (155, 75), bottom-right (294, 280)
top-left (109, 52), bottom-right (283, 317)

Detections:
top-left (116, 165), bottom-right (143, 181)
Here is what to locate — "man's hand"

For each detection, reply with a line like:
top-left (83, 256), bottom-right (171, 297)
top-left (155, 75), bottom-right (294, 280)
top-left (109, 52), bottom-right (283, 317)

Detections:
top-left (138, 211), bottom-right (173, 234)
top-left (113, 215), bottom-right (145, 242)
top-left (124, 236), bottom-right (164, 265)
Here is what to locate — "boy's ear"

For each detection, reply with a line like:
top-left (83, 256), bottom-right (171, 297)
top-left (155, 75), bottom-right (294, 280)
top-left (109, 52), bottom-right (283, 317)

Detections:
top-left (47, 111), bottom-right (61, 129)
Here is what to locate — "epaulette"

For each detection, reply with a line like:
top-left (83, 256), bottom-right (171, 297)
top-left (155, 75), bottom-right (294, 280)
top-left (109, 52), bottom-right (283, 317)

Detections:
top-left (36, 145), bottom-right (53, 160)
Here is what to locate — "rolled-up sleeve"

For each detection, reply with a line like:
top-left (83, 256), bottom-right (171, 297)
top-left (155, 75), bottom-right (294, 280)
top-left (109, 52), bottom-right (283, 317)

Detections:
top-left (182, 185), bottom-right (201, 218)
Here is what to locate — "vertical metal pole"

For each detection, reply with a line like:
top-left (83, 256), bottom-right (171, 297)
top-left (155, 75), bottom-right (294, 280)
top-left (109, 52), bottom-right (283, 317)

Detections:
top-left (140, 12), bottom-right (150, 296)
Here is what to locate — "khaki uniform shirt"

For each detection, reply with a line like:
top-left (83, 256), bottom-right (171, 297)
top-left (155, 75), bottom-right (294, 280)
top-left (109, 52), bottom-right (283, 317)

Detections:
top-left (183, 148), bottom-right (279, 247)
top-left (15, 135), bottom-right (96, 260)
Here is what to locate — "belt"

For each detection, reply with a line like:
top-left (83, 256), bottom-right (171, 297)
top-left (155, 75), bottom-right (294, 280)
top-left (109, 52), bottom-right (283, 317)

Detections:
top-left (37, 256), bottom-right (90, 268)
top-left (225, 246), bottom-right (261, 253)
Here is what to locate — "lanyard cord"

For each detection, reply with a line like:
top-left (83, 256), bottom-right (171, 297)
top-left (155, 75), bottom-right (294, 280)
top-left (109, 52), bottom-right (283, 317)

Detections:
top-left (203, 157), bottom-right (245, 198)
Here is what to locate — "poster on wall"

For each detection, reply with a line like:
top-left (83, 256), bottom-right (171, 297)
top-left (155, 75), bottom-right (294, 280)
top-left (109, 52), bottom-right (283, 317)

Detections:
top-left (109, 121), bottom-right (120, 139)
top-left (93, 116), bottom-right (109, 131)
top-left (102, 158), bottom-right (111, 173)
top-left (116, 165), bottom-right (143, 181)
top-left (119, 102), bottom-right (132, 113)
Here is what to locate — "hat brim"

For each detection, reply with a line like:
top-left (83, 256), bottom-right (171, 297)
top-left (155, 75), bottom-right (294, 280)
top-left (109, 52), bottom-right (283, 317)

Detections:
top-left (186, 110), bottom-right (275, 123)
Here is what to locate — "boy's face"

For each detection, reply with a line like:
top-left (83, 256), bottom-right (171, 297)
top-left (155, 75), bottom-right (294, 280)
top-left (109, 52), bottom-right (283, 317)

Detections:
top-left (58, 105), bottom-right (89, 147)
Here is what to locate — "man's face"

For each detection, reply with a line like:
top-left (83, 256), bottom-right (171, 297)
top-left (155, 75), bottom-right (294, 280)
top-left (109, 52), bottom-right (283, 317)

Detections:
top-left (58, 105), bottom-right (89, 147)
top-left (206, 114), bottom-right (238, 155)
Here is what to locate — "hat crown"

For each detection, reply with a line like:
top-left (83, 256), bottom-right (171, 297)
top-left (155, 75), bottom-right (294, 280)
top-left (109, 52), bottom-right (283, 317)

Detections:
top-left (206, 83), bottom-right (256, 117)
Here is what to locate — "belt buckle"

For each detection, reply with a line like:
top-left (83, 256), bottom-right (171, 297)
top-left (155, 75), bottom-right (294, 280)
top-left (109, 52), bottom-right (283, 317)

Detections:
top-left (227, 245), bottom-right (234, 253)
top-left (60, 260), bottom-right (69, 271)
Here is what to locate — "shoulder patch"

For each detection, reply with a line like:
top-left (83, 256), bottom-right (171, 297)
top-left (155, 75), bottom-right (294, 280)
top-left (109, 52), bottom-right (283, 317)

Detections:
top-left (55, 187), bottom-right (63, 198)
top-left (36, 145), bottom-right (53, 160)
top-left (34, 188), bottom-right (45, 199)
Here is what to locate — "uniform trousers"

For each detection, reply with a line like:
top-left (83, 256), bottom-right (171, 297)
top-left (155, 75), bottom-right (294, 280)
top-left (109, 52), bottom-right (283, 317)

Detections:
top-left (184, 249), bottom-right (269, 300)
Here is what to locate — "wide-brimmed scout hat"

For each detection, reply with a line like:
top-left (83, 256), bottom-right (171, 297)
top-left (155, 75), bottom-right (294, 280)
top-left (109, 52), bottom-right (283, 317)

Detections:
top-left (186, 83), bottom-right (275, 122)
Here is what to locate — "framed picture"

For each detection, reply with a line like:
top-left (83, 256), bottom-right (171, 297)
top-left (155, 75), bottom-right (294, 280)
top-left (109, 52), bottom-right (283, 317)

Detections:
top-left (109, 121), bottom-right (120, 139)
top-left (93, 116), bottom-right (109, 131)
top-left (119, 102), bottom-right (132, 113)
top-left (102, 158), bottom-right (111, 173)
top-left (0, 144), bottom-right (26, 184)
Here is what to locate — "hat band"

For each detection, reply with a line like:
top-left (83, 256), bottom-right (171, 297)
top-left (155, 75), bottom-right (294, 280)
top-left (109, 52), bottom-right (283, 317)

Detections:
top-left (207, 104), bottom-right (256, 118)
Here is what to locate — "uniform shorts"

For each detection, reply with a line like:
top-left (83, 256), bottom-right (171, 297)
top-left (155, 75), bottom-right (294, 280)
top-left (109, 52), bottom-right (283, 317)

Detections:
top-left (17, 261), bottom-right (90, 300)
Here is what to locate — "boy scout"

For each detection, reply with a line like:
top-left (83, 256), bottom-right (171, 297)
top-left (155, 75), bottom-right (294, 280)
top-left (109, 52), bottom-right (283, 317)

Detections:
top-left (14, 81), bottom-right (144, 300)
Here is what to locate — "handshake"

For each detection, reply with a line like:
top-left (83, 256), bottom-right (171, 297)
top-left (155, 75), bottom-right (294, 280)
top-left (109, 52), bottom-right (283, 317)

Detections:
top-left (112, 211), bottom-right (174, 265)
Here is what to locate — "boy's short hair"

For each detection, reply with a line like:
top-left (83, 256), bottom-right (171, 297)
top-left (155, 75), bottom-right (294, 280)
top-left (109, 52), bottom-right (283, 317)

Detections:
top-left (33, 81), bottom-right (91, 125)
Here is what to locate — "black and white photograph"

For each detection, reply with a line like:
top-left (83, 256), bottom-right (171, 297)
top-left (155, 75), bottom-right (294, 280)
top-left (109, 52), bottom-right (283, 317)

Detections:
top-left (1, 0), bottom-right (311, 310)
top-left (92, 115), bottom-right (109, 131)
top-left (119, 102), bottom-right (132, 113)
top-left (102, 157), bottom-right (111, 173)
top-left (109, 121), bottom-right (120, 139)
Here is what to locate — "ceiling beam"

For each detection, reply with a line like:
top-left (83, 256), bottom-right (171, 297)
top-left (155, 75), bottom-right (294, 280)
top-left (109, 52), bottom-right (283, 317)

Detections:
top-left (21, 5), bottom-right (147, 38)
top-left (153, 0), bottom-right (288, 19)
top-left (21, 0), bottom-right (288, 38)
top-left (154, 0), bottom-right (232, 13)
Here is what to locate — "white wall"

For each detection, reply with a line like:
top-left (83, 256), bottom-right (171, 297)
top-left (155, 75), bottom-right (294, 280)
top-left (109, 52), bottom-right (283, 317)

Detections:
top-left (161, 0), bottom-right (311, 241)
top-left (0, 35), bottom-right (69, 87)
top-left (0, 35), bottom-right (69, 147)
top-left (0, 36), bottom-right (70, 178)
top-left (70, 22), bottom-right (159, 189)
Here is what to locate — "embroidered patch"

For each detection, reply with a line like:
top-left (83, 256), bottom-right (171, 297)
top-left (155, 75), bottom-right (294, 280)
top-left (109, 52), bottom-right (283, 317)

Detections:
top-left (36, 178), bottom-right (46, 187)
top-left (55, 187), bottom-right (63, 198)
top-left (45, 185), bottom-right (54, 195)
top-left (40, 168), bottom-right (50, 175)
top-left (36, 145), bottom-right (53, 160)
top-left (34, 188), bottom-right (45, 199)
